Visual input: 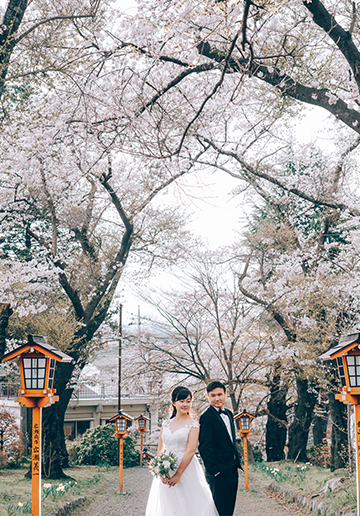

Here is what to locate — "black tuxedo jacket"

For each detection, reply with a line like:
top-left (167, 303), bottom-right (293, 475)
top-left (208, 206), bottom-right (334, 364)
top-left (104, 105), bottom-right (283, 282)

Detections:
top-left (198, 405), bottom-right (242, 477)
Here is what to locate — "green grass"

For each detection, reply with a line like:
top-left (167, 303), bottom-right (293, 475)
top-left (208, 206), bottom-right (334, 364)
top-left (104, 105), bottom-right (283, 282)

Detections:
top-left (0, 466), bottom-right (117, 516)
top-left (249, 461), bottom-right (357, 514)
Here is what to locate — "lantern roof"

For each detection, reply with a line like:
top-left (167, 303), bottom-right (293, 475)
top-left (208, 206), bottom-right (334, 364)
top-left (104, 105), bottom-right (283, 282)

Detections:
top-left (319, 333), bottom-right (360, 361)
top-left (1, 335), bottom-right (73, 364)
top-left (134, 414), bottom-right (150, 422)
top-left (234, 410), bottom-right (255, 420)
top-left (143, 451), bottom-right (155, 458)
top-left (109, 410), bottom-right (133, 423)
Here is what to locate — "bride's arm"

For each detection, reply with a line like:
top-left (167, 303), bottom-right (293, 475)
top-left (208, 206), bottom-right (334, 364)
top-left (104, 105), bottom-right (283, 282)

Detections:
top-left (167, 427), bottom-right (199, 487)
top-left (157, 428), bottom-right (170, 485)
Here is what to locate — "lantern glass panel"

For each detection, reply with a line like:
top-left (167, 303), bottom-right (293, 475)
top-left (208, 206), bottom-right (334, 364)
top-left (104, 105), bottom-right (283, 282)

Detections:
top-left (346, 355), bottom-right (360, 387)
top-left (240, 416), bottom-right (250, 431)
top-left (23, 358), bottom-right (32, 389)
top-left (48, 359), bottom-right (56, 389)
top-left (336, 357), bottom-right (347, 387)
top-left (117, 418), bottom-right (126, 432)
top-left (23, 357), bottom-right (47, 389)
top-left (139, 419), bottom-right (145, 428)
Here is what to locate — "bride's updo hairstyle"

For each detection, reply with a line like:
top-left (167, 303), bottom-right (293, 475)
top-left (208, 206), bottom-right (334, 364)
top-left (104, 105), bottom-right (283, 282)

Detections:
top-left (170, 386), bottom-right (192, 419)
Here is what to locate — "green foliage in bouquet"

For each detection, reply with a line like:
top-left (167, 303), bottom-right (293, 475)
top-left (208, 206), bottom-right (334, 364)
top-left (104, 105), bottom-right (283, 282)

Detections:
top-left (149, 452), bottom-right (178, 478)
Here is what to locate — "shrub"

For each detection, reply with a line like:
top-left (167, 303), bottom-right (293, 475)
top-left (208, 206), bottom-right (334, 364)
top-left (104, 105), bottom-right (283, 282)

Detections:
top-left (0, 406), bottom-right (24, 469)
top-left (66, 442), bottom-right (78, 466)
top-left (307, 439), bottom-right (331, 468)
top-left (75, 424), bottom-right (140, 467)
top-left (252, 445), bottom-right (264, 462)
top-left (123, 436), bottom-right (140, 468)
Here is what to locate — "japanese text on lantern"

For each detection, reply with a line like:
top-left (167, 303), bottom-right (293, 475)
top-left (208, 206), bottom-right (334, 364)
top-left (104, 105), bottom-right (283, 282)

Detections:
top-left (33, 423), bottom-right (40, 476)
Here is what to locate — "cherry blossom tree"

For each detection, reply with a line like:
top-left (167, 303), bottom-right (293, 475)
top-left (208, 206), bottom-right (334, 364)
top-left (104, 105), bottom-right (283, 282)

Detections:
top-left (235, 144), bottom-right (360, 466)
top-left (130, 252), bottom-right (291, 417)
top-left (102, 1), bottom-right (360, 218)
top-left (0, 0), bottom-right (104, 103)
top-left (0, 67), bottom-right (196, 475)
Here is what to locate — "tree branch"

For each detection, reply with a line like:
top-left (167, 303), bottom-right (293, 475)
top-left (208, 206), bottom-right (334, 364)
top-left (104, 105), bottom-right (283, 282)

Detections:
top-left (303, 0), bottom-right (360, 90)
top-left (197, 40), bottom-right (360, 135)
top-left (238, 258), bottom-right (297, 343)
top-left (199, 136), bottom-right (360, 216)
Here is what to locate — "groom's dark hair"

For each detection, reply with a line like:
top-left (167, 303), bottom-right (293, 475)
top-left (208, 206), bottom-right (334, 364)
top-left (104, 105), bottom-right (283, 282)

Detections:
top-left (206, 380), bottom-right (226, 393)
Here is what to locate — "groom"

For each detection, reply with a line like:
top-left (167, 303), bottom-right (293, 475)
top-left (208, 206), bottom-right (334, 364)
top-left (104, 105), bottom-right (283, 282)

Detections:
top-left (198, 381), bottom-right (242, 516)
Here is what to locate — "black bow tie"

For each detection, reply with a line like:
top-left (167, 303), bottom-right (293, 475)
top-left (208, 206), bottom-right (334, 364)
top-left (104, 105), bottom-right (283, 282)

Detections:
top-left (218, 409), bottom-right (227, 415)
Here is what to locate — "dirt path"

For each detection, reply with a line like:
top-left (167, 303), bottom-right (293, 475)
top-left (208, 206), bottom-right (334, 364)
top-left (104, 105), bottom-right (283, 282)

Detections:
top-left (70, 467), bottom-right (303, 516)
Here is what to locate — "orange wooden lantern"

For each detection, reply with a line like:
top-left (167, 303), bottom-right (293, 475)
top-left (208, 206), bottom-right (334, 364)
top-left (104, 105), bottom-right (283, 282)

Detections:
top-left (320, 333), bottom-right (360, 516)
top-left (109, 411), bottom-right (133, 492)
top-left (2, 335), bottom-right (72, 516)
top-left (135, 414), bottom-right (150, 465)
top-left (234, 410), bottom-right (256, 490)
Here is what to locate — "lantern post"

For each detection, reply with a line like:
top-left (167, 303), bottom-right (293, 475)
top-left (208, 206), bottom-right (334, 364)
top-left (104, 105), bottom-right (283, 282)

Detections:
top-left (234, 411), bottom-right (255, 490)
top-left (135, 414), bottom-right (149, 465)
top-left (109, 411), bottom-right (133, 492)
top-left (319, 332), bottom-right (360, 516)
top-left (1, 335), bottom-right (72, 516)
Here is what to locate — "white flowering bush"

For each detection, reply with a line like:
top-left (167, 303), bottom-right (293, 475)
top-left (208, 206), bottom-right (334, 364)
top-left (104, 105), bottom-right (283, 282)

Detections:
top-left (74, 424), bottom-right (139, 467)
top-left (6, 501), bottom-right (31, 515)
top-left (254, 462), bottom-right (311, 484)
top-left (149, 452), bottom-right (178, 478)
top-left (42, 481), bottom-right (77, 500)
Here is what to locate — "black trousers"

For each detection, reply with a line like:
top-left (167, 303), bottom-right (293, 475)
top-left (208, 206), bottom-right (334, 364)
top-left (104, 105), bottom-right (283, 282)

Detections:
top-left (205, 466), bottom-right (238, 516)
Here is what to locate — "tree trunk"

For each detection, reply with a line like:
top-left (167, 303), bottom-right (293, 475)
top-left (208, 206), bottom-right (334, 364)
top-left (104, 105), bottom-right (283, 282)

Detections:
top-left (312, 403), bottom-right (328, 447)
top-left (266, 359), bottom-right (288, 462)
top-left (287, 376), bottom-right (316, 462)
top-left (328, 391), bottom-right (348, 471)
top-left (0, 303), bottom-right (12, 357)
top-left (42, 362), bottom-right (74, 478)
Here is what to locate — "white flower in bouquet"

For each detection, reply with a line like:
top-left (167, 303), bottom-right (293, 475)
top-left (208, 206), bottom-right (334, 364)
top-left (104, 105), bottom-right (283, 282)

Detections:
top-left (149, 452), bottom-right (178, 478)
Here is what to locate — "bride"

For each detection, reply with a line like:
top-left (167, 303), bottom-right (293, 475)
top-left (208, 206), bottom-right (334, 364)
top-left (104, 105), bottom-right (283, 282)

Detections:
top-left (145, 386), bottom-right (219, 516)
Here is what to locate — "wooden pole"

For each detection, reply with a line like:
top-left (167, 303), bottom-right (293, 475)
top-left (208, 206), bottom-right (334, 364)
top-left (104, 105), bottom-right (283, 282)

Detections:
top-left (118, 304), bottom-right (122, 413)
top-left (119, 436), bottom-right (124, 492)
top-left (140, 431), bottom-right (144, 466)
top-left (117, 304), bottom-right (123, 488)
top-left (355, 404), bottom-right (360, 516)
top-left (32, 406), bottom-right (42, 516)
top-left (243, 435), bottom-right (249, 490)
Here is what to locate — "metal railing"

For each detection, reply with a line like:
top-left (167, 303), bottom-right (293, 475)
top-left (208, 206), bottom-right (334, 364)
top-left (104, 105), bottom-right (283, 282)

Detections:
top-left (71, 385), bottom-right (118, 400)
top-left (0, 382), bottom-right (20, 399)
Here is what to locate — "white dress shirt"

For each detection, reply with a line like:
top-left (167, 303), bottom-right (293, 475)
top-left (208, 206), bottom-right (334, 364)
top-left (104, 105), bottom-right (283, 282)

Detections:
top-left (216, 408), bottom-right (233, 442)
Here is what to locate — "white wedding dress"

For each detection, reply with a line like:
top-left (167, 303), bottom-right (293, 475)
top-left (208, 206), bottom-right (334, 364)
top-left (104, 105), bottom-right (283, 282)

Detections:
top-left (145, 419), bottom-right (218, 516)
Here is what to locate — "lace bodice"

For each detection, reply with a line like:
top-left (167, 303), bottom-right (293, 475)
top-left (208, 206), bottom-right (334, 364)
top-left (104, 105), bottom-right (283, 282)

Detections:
top-left (162, 419), bottom-right (199, 461)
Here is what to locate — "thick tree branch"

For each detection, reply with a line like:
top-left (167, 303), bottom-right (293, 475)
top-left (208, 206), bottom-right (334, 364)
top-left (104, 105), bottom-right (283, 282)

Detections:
top-left (0, 0), bottom-right (27, 97)
top-left (303, 0), bottom-right (360, 90)
top-left (197, 40), bottom-right (360, 135)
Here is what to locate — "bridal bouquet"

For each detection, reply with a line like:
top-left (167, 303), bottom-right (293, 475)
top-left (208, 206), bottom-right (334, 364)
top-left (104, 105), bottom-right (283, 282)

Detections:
top-left (149, 452), bottom-right (178, 478)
